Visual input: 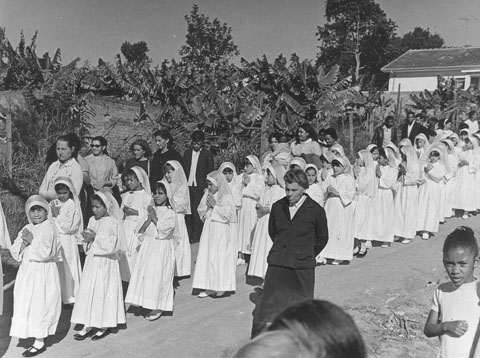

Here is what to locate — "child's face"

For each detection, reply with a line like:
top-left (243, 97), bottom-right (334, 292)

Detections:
top-left (153, 188), bottom-right (168, 206)
top-left (355, 156), bottom-right (364, 168)
top-left (321, 160), bottom-right (332, 170)
top-left (207, 180), bottom-right (218, 194)
top-left (371, 148), bottom-right (379, 161)
top-left (378, 155), bottom-right (388, 166)
top-left (56, 187), bottom-right (71, 203)
top-left (164, 169), bottom-right (174, 184)
top-left (29, 206), bottom-right (47, 225)
top-left (331, 149), bottom-right (342, 157)
top-left (332, 162), bottom-right (344, 175)
top-left (461, 133), bottom-right (469, 141)
top-left (443, 246), bottom-right (479, 288)
top-left (290, 164), bottom-right (302, 170)
top-left (126, 174), bottom-right (141, 191)
top-left (91, 199), bottom-right (107, 219)
top-left (222, 170), bottom-right (234, 183)
top-left (244, 163), bottom-right (254, 174)
top-left (429, 152), bottom-right (439, 163)
top-left (451, 137), bottom-right (459, 146)
top-left (416, 138), bottom-right (425, 148)
top-left (306, 169), bottom-right (317, 185)
top-left (265, 170), bottom-right (277, 186)
top-left (465, 139), bottom-right (473, 150)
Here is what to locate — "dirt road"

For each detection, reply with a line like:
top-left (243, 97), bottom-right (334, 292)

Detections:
top-left (1, 215), bottom-right (478, 358)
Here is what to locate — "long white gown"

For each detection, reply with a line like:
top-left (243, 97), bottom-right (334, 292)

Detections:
top-left (444, 152), bottom-right (458, 218)
top-left (248, 185), bottom-right (285, 279)
top-left (353, 166), bottom-right (375, 240)
top-left (0, 200), bottom-right (11, 315)
top-left (394, 172), bottom-right (419, 239)
top-left (126, 206), bottom-right (176, 311)
top-left (10, 220), bottom-right (61, 339)
top-left (192, 192), bottom-right (237, 292)
top-left (52, 198), bottom-right (82, 304)
top-left (417, 162), bottom-right (446, 233)
top-left (237, 173), bottom-right (264, 254)
top-left (121, 189), bottom-right (152, 275)
top-left (453, 150), bottom-right (477, 211)
top-left (71, 216), bottom-right (126, 328)
top-left (321, 174), bottom-right (356, 261)
top-left (306, 182), bottom-right (324, 207)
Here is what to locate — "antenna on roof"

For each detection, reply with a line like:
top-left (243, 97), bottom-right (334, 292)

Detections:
top-left (459, 17), bottom-right (478, 45)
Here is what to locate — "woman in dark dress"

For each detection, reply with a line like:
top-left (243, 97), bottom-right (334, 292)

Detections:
top-left (150, 129), bottom-right (184, 186)
top-left (123, 139), bottom-right (152, 178)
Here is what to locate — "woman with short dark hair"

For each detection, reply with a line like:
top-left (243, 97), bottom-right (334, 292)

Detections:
top-left (290, 123), bottom-right (322, 158)
top-left (123, 139), bottom-right (152, 178)
top-left (150, 129), bottom-right (184, 184)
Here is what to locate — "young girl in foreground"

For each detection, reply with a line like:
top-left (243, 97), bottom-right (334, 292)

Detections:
top-left (248, 164), bottom-right (285, 279)
top-left (192, 170), bottom-right (237, 298)
top-left (10, 195), bottom-right (61, 357)
top-left (71, 192), bottom-right (126, 341)
top-left (51, 177), bottom-right (82, 306)
top-left (162, 160), bottom-right (192, 277)
top-left (424, 226), bottom-right (480, 358)
top-left (126, 182), bottom-right (176, 321)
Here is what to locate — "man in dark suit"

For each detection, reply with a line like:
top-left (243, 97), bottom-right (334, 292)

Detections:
top-left (184, 131), bottom-right (214, 243)
top-left (401, 111), bottom-right (428, 143)
top-left (252, 169), bottom-right (328, 337)
top-left (372, 115), bottom-right (398, 148)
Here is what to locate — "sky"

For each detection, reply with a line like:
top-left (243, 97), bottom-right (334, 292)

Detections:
top-left (1, 0), bottom-right (480, 66)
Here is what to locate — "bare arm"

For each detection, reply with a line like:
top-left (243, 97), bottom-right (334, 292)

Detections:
top-left (424, 309), bottom-right (468, 338)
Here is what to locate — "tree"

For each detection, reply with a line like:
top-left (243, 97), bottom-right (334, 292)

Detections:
top-left (180, 4), bottom-right (239, 69)
top-left (400, 27), bottom-right (444, 51)
top-left (316, 0), bottom-right (397, 88)
top-left (120, 41), bottom-right (150, 65)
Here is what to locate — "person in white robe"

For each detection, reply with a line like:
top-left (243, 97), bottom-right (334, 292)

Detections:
top-left (352, 150), bottom-right (376, 255)
top-left (304, 164), bottom-right (324, 206)
top-left (473, 134), bottom-right (480, 211)
top-left (366, 144), bottom-right (380, 161)
top-left (192, 170), bottom-right (237, 298)
top-left (71, 191), bottom-right (126, 340)
top-left (394, 145), bottom-right (421, 244)
top-left (416, 145), bottom-right (447, 239)
top-left (369, 148), bottom-right (399, 247)
top-left (10, 195), bottom-right (61, 356)
top-left (440, 139), bottom-right (458, 219)
top-left (125, 181), bottom-right (176, 321)
top-left (453, 135), bottom-right (478, 218)
top-left (330, 143), bottom-right (345, 157)
top-left (415, 133), bottom-right (431, 167)
top-left (237, 156), bottom-right (264, 260)
top-left (289, 157), bottom-right (307, 171)
top-left (319, 156), bottom-right (356, 265)
top-left (433, 143), bottom-right (451, 224)
top-left (0, 198), bottom-right (11, 316)
top-left (121, 166), bottom-right (152, 275)
top-left (161, 160), bottom-right (192, 278)
top-left (50, 176), bottom-right (83, 305)
top-left (248, 164), bottom-right (286, 279)
top-left (319, 151), bottom-right (335, 192)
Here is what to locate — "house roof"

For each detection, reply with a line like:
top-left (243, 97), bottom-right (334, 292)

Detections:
top-left (381, 47), bottom-right (480, 72)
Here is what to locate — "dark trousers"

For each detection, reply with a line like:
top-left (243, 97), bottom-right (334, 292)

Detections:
top-left (252, 265), bottom-right (314, 337)
top-left (186, 185), bottom-right (204, 243)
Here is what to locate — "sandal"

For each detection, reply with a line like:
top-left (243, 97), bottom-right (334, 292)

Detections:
top-left (74, 329), bottom-right (94, 341)
top-left (91, 329), bottom-right (110, 341)
top-left (22, 345), bottom-right (46, 357)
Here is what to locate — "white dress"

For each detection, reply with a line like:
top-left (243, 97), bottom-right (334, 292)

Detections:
top-left (321, 174), bottom-right (356, 261)
top-left (0, 200), bottom-right (11, 315)
top-left (353, 167), bottom-right (374, 240)
top-left (10, 220), bottom-right (61, 339)
top-left (306, 182), bottom-right (324, 207)
top-left (126, 206), bottom-right (176, 311)
top-left (237, 173), bottom-right (264, 254)
top-left (453, 150), bottom-right (476, 211)
top-left (71, 216), bottom-right (126, 328)
top-left (394, 172), bottom-right (419, 239)
top-left (445, 153), bottom-right (458, 218)
top-left (417, 162), bottom-right (446, 233)
top-left (121, 189), bottom-right (152, 275)
top-left (39, 159), bottom-right (83, 201)
top-left (192, 192), bottom-right (237, 292)
top-left (369, 166), bottom-right (398, 243)
top-left (52, 198), bottom-right (82, 304)
top-left (228, 180), bottom-right (243, 253)
top-left (248, 185), bottom-right (285, 279)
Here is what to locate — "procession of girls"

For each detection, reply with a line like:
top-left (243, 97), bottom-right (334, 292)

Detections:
top-left (3, 121), bottom-right (480, 356)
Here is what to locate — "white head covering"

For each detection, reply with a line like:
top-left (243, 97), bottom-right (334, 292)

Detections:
top-left (264, 163), bottom-right (286, 188)
top-left (219, 162), bottom-right (239, 184)
top-left (449, 133), bottom-right (460, 145)
top-left (400, 145), bottom-right (420, 181)
top-left (366, 144), bottom-right (378, 152)
top-left (289, 157), bottom-right (307, 171)
top-left (330, 143), bottom-right (345, 157)
top-left (399, 138), bottom-right (412, 148)
top-left (428, 143), bottom-right (451, 174)
top-left (130, 166), bottom-right (151, 195)
top-left (385, 147), bottom-right (399, 168)
top-left (414, 133), bottom-right (430, 151)
top-left (206, 170), bottom-right (237, 223)
top-left (321, 151), bottom-right (336, 163)
top-left (54, 176), bottom-right (84, 232)
top-left (25, 195), bottom-right (51, 224)
top-left (331, 156), bottom-right (352, 176)
top-left (218, 162), bottom-right (242, 206)
top-left (357, 150), bottom-right (376, 197)
top-left (164, 160), bottom-right (191, 215)
top-left (246, 155), bottom-right (262, 174)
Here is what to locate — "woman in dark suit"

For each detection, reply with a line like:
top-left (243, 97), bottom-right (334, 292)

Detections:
top-left (253, 168), bottom-right (329, 337)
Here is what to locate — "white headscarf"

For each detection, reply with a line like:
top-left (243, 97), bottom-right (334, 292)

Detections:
top-left (428, 143), bottom-right (451, 174)
top-left (400, 144), bottom-right (420, 181)
top-left (130, 166), bottom-right (151, 196)
top-left (164, 160), bottom-right (191, 215)
top-left (25, 195), bottom-right (51, 224)
top-left (357, 150), bottom-right (376, 198)
top-left (332, 156), bottom-right (352, 177)
top-left (289, 157), bottom-right (307, 171)
top-left (330, 143), bottom-right (345, 157)
top-left (206, 170), bottom-right (237, 223)
top-left (264, 163), bottom-right (286, 189)
top-left (218, 162), bottom-right (242, 206)
top-left (54, 176), bottom-right (84, 232)
top-left (246, 155), bottom-right (262, 174)
top-left (398, 138), bottom-right (412, 148)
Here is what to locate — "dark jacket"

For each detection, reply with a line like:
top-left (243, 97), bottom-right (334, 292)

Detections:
top-left (372, 124), bottom-right (398, 148)
top-left (150, 149), bottom-right (184, 186)
top-left (401, 122), bottom-right (428, 143)
top-left (183, 148), bottom-right (214, 191)
top-left (267, 195), bottom-right (328, 270)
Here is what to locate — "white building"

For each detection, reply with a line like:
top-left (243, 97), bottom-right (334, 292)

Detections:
top-left (381, 47), bottom-right (480, 92)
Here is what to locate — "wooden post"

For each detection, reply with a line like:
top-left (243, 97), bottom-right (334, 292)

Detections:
top-left (396, 84), bottom-right (402, 119)
top-left (260, 106), bottom-right (269, 154)
top-left (6, 112), bottom-right (12, 178)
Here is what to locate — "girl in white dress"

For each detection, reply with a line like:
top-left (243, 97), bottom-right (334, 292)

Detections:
top-left (289, 157), bottom-right (307, 171)
top-left (193, 170), bottom-right (237, 298)
top-left (125, 182), bottom-right (176, 321)
top-left (352, 150), bottom-right (376, 256)
top-left (50, 177), bottom-right (83, 306)
top-left (0, 198), bottom-right (11, 316)
top-left (366, 144), bottom-right (379, 161)
top-left (415, 133), bottom-right (431, 167)
top-left (305, 164), bottom-right (324, 206)
top-left (319, 151), bottom-right (334, 192)
top-left (121, 166), bottom-right (152, 275)
top-left (440, 139), bottom-right (458, 219)
top-left (248, 164), bottom-right (285, 279)
top-left (416, 145), bottom-right (447, 239)
top-left (71, 192), bottom-right (126, 341)
top-left (237, 155), bottom-right (264, 260)
top-left (453, 135), bottom-right (478, 218)
top-left (162, 160), bottom-right (192, 278)
top-left (369, 148), bottom-right (399, 247)
top-left (319, 156), bottom-right (356, 265)
top-left (394, 145), bottom-right (421, 244)
top-left (10, 195), bottom-right (61, 356)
